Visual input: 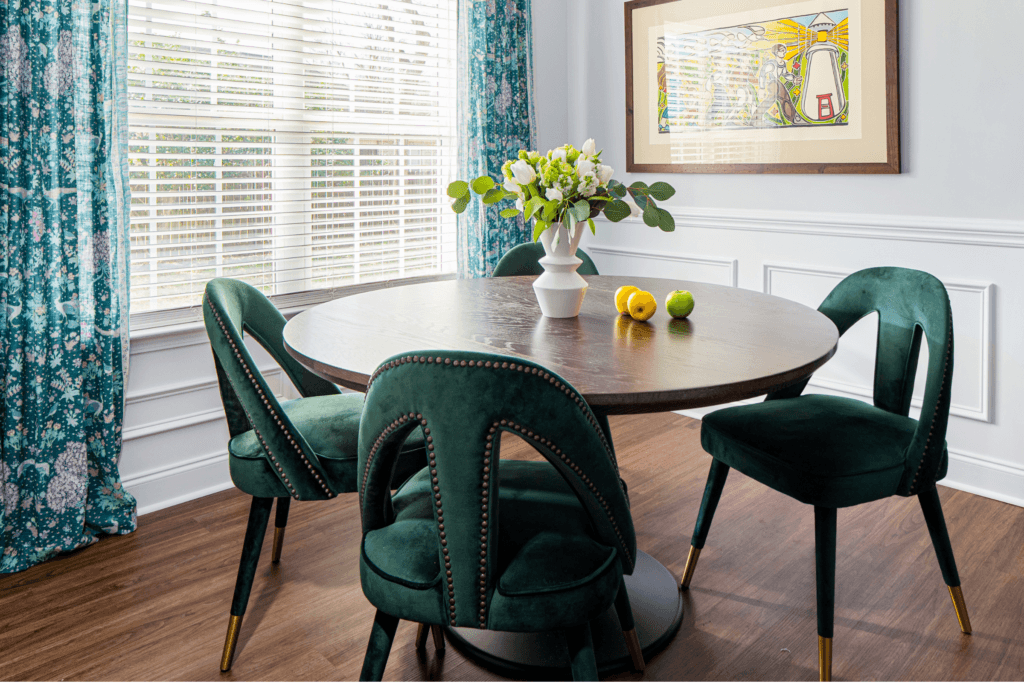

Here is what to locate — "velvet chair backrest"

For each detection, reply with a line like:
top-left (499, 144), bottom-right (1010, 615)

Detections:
top-left (358, 351), bottom-right (636, 629)
top-left (491, 242), bottom-right (600, 277)
top-left (768, 267), bottom-right (954, 496)
top-left (203, 278), bottom-right (339, 501)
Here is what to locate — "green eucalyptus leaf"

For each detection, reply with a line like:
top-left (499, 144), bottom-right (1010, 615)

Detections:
top-left (447, 180), bottom-right (469, 198)
top-left (587, 217), bottom-right (596, 235)
top-left (572, 200), bottom-right (591, 222)
top-left (471, 176), bottom-right (496, 194)
top-left (657, 208), bottom-right (676, 232)
top-left (603, 200), bottom-right (631, 222)
top-left (452, 193), bottom-right (471, 214)
top-left (648, 181), bottom-right (676, 201)
top-left (482, 187), bottom-right (505, 204)
top-left (629, 180), bottom-right (649, 191)
top-left (500, 207), bottom-right (522, 219)
top-left (642, 199), bottom-right (660, 228)
top-left (632, 193), bottom-right (649, 210)
top-left (533, 220), bottom-right (549, 242)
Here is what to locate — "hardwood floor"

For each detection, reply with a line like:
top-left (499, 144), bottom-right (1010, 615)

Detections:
top-left (1, 413), bottom-right (1022, 681)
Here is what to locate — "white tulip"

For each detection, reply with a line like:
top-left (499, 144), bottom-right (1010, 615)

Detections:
top-left (546, 188), bottom-right (563, 202)
top-left (597, 164), bottom-right (614, 185)
top-left (623, 195), bottom-right (642, 218)
top-left (503, 177), bottom-right (519, 193)
top-left (581, 138), bottom-right (597, 156)
top-left (551, 147), bottom-right (568, 163)
top-left (516, 197), bottom-right (524, 211)
top-left (510, 159), bottom-right (536, 185)
top-left (576, 158), bottom-right (596, 178)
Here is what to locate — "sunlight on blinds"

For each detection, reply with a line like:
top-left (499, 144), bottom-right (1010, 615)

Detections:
top-left (126, 0), bottom-right (457, 320)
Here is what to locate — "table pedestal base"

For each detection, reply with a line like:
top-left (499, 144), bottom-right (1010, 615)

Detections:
top-left (444, 550), bottom-right (682, 678)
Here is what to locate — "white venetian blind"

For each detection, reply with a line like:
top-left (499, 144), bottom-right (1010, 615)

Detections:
top-left (127, 0), bottom-right (457, 327)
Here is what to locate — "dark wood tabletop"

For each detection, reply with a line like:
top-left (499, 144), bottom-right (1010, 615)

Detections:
top-left (283, 275), bottom-right (839, 414)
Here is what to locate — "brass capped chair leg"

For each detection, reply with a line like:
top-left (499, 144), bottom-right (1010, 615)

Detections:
top-left (680, 545), bottom-right (701, 589)
top-left (221, 615), bottom-right (243, 672)
top-left (415, 623), bottom-right (429, 649)
top-left (818, 635), bottom-right (832, 682)
top-left (430, 624), bottom-right (445, 652)
top-left (271, 526), bottom-right (286, 564)
top-left (948, 585), bottom-right (973, 634)
top-left (623, 627), bottom-right (646, 672)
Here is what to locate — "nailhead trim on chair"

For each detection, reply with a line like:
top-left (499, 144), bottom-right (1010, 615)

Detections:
top-left (205, 294), bottom-right (335, 500)
top-left (909, 317), bottom-right (953, 495)
top-left (366, 355), bottom-right (622, 486)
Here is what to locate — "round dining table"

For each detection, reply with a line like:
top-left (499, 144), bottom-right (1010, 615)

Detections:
top-left (283, 274), bottom-right (839, 676)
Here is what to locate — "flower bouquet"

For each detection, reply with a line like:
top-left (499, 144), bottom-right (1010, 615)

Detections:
top-left (448, 139), bottom-right (677, 317)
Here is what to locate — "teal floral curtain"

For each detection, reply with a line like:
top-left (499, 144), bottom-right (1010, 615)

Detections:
top-left (1, 0), bottom-right (135, 573)
top-left (457, 0), bottom-right (537, 279)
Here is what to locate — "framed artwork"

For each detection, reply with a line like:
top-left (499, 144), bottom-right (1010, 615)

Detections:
top-left (625, 0), bottom-right (900, 173)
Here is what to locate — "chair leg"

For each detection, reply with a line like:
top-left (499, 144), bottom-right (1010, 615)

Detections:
top-left (430, 624), bottom-right (445, 652)
top-left (271, 496), bottom-right (291, 564)
top-left (918, 487), bottom-right (972, 634)
top-left (612, 575), bottom-right (645, 672)
top-left (814, 506), bottom-right (837, 682)
top-left (220, 496), bottom-right (274, 672)
top-left (415, 623), bottom-right (429, 649)
top-left (564, 621), bottom-right (598, 682)
top-left (682, 459), bottom-right (730, 589)
top-left (359, 610), bottom-right (400, 681)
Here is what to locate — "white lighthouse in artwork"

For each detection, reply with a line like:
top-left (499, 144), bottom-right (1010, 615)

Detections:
top-left (799, 13), bottom-right (847, 122)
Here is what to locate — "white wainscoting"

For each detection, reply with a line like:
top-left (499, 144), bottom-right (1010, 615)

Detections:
top-left (122, 326), bottom-right (299, 516)
top-left (584, 245), bottom-right (738, 287)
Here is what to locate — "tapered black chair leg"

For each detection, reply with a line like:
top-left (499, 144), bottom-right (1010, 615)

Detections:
top-left (919, 486), bottom-right (972, 634)
top-left (815, 506), bottom-right (837, 682)
top-left (359, 610), bottom-right (401, 681)
top-left (271, 496), bottom-right (291, 563)
top-left (564, 621), bottom-right (598, 682)
top-left (613, 575), bottom-right (645, 671)
top-left (682, 459), bottom-right (730, 588)
top-left (221, 496), bottom-right (274, 671)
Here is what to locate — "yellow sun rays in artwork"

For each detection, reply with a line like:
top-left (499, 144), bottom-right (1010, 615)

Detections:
top-left (754, 17), bottom-right (849, 59)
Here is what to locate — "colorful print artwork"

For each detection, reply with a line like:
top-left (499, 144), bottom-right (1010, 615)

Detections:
top-left (658, 9), bottom-right (850, 131)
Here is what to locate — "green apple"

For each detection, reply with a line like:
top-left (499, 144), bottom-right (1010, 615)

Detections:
top-left (665, 290), bottom-right (695, 319)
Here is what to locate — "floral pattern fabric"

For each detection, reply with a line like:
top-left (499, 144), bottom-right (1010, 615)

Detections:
top-left (1, 0), bottom-right (135, 573)
top-left (457, 0), bottom-right (537, 279)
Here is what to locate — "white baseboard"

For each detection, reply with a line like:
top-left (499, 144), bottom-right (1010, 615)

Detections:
top-left (124, 450), bottom-right (233, 516)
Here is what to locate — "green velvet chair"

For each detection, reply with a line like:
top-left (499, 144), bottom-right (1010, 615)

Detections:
top-left (680, 267), bottom-right (971, 681)
top-left (491, 241), bottom-right (600, 277)
top-left (203, 279), bottom-right (434, 671)
top-left (355, 351), bottom-right (644, 681)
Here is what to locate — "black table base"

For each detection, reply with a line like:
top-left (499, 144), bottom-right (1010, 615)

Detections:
top-left (445, 550), bottom-right (683, 678)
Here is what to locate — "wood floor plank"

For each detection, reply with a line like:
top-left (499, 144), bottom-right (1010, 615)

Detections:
top-left (1, 413), bottom-right (1022, 681)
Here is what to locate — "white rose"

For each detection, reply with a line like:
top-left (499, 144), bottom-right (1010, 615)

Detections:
top-left (581, 138), bottom-right (596, 156)
top-left (576, 158), bottom-right (596, 178)
top-left (551, 147), bottom-right (568, 163)
top-left (510, 159), bottom-right (537, 185)
top-left (546, 188), bottom-right (563, 202)
top-left (623, 195), bottom-right (642, 218)
top-left (597, 164), bottom-right (614, 185)
top-left (581, 176), bottom-right (599, 197)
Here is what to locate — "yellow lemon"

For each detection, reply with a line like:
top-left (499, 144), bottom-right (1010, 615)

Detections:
top-left (614, 285), bottom-right (640, 315)
top-left (627, 290), bottom-right (657, 321)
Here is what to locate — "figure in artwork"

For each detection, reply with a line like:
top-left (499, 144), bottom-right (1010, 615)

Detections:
top-left (657, 8), bottom-right (850, 131)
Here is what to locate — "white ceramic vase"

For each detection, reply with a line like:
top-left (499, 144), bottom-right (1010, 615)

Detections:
top-left (533, 222), bottom-right (587, 318)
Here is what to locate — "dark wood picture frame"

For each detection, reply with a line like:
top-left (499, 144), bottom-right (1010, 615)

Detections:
top-left (624, 0), bottom-right (900, 174)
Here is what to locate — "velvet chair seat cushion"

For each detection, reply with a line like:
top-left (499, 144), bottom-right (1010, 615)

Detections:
top-left (701, 394), bottom-right (948, 509)
top-left (229, 393), bottom-right (427, 498)
top-left (361, 459), bottom-right (622, 632)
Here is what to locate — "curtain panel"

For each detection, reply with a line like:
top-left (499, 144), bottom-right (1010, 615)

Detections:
top-left (1, 0), bottom-right (135, 573)
top-left (456, 0), bottom-right (537, 279)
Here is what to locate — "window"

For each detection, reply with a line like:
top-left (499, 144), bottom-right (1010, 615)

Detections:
top-left (127, 0), bottom-right (457, 327)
